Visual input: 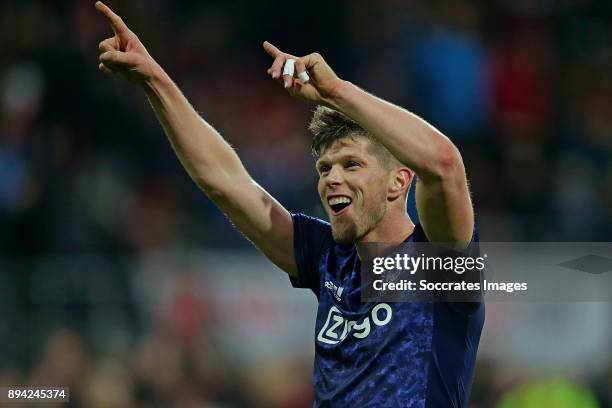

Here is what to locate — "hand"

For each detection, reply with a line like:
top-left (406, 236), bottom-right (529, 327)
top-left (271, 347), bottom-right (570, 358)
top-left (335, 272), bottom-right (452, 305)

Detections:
top-left (95, 1), bottom-right (160, 85)
top-left (263, 41), bottom-right (344, 106)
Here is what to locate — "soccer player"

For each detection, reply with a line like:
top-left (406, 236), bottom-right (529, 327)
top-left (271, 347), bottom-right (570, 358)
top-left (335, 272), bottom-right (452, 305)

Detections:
top-left (95, 2), bottom-right (484, 407)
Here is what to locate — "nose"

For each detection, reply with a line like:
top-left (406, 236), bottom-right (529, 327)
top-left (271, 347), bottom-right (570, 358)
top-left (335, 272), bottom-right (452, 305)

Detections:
top-left (325, 165), bottom-right (344, 186)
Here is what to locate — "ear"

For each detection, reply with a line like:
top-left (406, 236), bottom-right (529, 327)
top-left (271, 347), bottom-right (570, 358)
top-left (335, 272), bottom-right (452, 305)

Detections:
top-left (388, 168), bottom-right (414, 200)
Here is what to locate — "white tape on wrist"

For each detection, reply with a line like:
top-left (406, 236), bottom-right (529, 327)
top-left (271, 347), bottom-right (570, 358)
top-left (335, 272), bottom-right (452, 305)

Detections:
top-left (298, 71), bottom-right (310, 82)
top-left (283, 59), bottom-right (296, 77)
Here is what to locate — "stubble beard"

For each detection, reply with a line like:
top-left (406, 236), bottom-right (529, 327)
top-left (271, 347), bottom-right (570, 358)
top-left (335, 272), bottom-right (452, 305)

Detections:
top-left (331, 201), bottom-right (387, 244)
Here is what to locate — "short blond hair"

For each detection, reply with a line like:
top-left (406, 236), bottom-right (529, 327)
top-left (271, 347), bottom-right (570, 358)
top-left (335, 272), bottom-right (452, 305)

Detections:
top-left (308, 106), bottom-right (399, 168)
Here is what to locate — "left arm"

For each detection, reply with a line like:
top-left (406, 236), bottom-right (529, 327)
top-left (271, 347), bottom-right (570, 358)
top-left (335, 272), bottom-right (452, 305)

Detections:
top-left (329, 83), bottom-right (473, 246)
top-left (263, 42), bottom-right (473, 246)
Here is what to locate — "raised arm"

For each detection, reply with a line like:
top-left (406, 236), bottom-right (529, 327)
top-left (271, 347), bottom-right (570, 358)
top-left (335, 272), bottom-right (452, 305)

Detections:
top-left (95, 2), bottom-right (297, 275)
top-left (263, 42), bottom-right (473, 246)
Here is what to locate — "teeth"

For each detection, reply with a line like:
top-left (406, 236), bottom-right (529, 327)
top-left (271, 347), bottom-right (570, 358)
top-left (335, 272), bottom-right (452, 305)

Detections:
top-left (328, 196), bottom-right (352, 206)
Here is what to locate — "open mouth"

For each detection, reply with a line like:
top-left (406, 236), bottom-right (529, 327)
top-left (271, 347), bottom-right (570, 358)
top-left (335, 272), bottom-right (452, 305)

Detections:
top-left (328, 196), bottom-right (352, 215)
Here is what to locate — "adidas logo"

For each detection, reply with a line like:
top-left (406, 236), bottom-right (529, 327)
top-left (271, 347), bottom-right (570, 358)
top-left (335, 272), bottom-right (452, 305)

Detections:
top-left (325, 280), bottom-right (344, 301)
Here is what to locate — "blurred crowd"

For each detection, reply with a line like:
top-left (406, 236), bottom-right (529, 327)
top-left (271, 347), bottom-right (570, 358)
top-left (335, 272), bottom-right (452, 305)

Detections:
top-left (2, 0), bottom-right (612, 255)
top-left (0, 326), bottom-right (314, 408)
top-left (1, 0), bottom-right (611, 406)
top-left (0, 324), bottom-right (611, 407)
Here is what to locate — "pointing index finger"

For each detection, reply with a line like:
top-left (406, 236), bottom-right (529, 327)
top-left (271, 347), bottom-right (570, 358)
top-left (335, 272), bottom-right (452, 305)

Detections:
top-left (95, 1), bottom-right (129, 36)
top-left (263, 41), bottom-right (282, 58)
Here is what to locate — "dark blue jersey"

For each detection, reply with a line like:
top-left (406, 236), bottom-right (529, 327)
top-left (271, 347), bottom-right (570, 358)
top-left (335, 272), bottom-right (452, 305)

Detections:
top-left (290, 213), bottom-right (485, 408)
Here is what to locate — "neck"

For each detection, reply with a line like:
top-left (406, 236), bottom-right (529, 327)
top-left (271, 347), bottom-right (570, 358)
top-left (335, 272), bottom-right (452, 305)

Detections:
top-left (356, 211), bottom-right (414, 260)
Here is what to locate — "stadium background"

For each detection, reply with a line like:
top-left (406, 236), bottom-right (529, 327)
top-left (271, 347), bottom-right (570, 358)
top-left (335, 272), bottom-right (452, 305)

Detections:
top-left (1, 0), bottom-right (611, 406)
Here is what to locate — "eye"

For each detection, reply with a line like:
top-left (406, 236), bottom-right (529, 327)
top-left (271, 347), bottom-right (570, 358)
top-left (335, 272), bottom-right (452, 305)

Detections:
top-left (346, 160), bottom-right (361, 169)
top-left (318, 165), bottom-right (331, 174)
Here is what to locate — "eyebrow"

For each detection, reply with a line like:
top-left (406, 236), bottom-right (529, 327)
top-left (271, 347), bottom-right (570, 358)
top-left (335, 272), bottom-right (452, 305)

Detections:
top-left (315, 154), bottom-right (365, 171)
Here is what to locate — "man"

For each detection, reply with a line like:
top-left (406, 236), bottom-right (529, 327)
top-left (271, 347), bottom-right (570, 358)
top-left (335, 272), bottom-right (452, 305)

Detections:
top-left (95, 2), bottom-right (484, 407)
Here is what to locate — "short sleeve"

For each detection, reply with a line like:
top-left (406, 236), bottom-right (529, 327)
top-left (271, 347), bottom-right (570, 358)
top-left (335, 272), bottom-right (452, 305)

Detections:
top-left (414, 223), bottom-right (483, 316)
top-left (447, 227), bottom-right (484, 316)
top-left (291, 213), bottom-right (334, 296)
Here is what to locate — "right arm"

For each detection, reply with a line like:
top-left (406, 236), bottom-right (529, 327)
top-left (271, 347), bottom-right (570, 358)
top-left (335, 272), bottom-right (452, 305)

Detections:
top-left (95, 2), bottom-right (298, 276)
